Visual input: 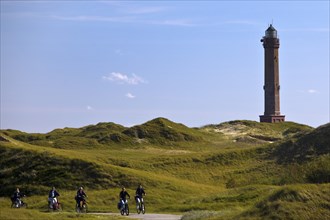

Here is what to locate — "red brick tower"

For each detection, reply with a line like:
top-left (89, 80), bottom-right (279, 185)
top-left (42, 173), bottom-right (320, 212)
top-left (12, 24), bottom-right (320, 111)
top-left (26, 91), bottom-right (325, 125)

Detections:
top-left (260, 25), bottom-right (285, 123)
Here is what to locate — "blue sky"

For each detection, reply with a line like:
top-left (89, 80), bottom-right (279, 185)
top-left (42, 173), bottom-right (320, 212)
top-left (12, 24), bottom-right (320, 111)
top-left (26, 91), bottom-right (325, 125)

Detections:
top-left (1, 1), bottom-right (329, 133)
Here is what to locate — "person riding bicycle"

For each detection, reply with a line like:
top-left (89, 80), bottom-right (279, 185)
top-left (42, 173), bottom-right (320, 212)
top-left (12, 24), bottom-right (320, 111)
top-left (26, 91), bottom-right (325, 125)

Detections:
top-left (48, 186), bottom-right (60, 209)
top-left (11, 188), bottom-right (25, 206)
top-left (135, 184), bottom-right (146, 207)
top-left (119, 187), bottom-right (130, 209)
top-left (75, 186), bottom-right (87, 208)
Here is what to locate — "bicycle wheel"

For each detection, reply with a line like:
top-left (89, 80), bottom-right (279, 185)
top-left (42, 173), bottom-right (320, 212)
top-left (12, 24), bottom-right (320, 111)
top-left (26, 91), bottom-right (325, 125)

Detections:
top-left (125, 204), bottom-right (129, 216)
top-left (12, 201), bottom-right (20, 208)
top-left (57, 203), bottom-right (62, 211)
top-left (76, 204), bottom-right (81, 213)
top-left (142, 203), bottom-right (145, 214)
top-left (137, 202), bottom-right (141, 214)
top-left (81, 203), bottom-right (88, 213)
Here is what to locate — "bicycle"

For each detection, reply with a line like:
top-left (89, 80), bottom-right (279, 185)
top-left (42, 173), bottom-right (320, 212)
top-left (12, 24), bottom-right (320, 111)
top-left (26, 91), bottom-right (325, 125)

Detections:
top-left (48, 198), bottom-right (62, 211)
top-left (119, 199), bottom-right (129, 216)
top-left (11, 198), bottom-right (27, 208)
top-left (135, 196), bottom-right (145, 214)
top-left (76, 198), bottom-right (87, 213)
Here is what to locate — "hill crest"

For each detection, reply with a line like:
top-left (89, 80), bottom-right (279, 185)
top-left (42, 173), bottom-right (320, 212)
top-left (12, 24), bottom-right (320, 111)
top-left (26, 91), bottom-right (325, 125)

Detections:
top-left (0, 118), bottom-right (314, 148)
top-left (202, 120), bottom-right (313, 143)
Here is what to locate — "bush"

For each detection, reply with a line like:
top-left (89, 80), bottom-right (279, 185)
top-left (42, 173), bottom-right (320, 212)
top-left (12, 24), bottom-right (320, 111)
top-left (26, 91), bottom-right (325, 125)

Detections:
top-left (306, 156), bottom-right (330, 183)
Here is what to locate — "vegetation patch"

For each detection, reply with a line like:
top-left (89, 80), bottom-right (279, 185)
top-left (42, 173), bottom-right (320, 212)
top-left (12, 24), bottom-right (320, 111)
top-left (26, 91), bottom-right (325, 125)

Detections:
top-left (271, 123), bottom-right (330, 164)
top-left (0, 146), bottom-right (114, 196)
top-left (123, 118), bottom-right (204, 144)
top-left (202, 120), bottom-right (312, 143)
top-left (0, 118), bottom-right (329, 219)
top-left (241, 184), bottom-right (330, 220)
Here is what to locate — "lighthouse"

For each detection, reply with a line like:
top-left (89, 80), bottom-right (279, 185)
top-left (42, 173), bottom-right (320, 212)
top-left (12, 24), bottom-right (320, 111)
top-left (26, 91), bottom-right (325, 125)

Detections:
top-left (260, 24), bottom-right (285, 123)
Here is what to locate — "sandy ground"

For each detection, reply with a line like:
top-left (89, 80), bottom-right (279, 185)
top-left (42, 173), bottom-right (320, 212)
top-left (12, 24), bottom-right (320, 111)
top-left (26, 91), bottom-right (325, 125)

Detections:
top-left (126, 213), bottom-right (182, 220)
top-left (89, 213), bottom-right (182, 220)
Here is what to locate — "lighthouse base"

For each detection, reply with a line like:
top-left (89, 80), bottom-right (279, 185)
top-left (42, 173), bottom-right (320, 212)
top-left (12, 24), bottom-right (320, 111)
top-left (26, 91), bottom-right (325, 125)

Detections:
top-left (260, 115), bottom-right (285, 123)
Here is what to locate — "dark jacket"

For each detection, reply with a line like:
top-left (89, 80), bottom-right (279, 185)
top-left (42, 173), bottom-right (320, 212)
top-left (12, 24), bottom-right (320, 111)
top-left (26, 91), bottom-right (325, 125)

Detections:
top-left (48, 190), bottom-right (60, 198)
top-left (119, 191), bottom-right (130, 200)
top-left (10, 191), bottom-right (25, 202)
top-left (136, 187), bottom-right (146, 197)
top-left (77, 189), bottom-right (87, 199)
top-left (12, 191), bottom-right (23, 200)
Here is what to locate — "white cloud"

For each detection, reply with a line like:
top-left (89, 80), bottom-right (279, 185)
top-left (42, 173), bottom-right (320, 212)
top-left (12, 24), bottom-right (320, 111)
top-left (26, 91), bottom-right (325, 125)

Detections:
top-left (126, 93), bottom-right (136, 99)
top-left (121, 6), bottom-right (166, 14)
top-left (99, 1), bottom-right (166, 14)
top-left (307, 89), bottom-right (319, 94)
top-left (51, 15), bottom-right (135, 23)
top-left (297, 89), bottom-right (320, 94)
top-left (103, 72), bottom-right (146, 85)
top-left (51, 15), bottom-right (197, 27)
top-left (87, 105), bottom-right (93, 110)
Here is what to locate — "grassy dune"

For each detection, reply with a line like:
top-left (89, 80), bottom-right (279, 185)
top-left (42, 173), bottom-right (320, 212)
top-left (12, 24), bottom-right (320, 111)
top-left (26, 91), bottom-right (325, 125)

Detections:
top-left (0, 119), bottom-right (329, 219)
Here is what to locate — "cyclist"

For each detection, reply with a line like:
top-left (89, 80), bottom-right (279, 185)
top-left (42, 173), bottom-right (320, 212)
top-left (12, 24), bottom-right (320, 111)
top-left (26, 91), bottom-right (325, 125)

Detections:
top-left (11, 188), bottom-right (25, 206)
top-left (119, 187), bottom-right (130, 209)
top-left (135, 184), bottom-right (146, 209)
top-left (75, 186), bottom-right (87, 208)
top-left (48, 186), bottom-right (60, 209)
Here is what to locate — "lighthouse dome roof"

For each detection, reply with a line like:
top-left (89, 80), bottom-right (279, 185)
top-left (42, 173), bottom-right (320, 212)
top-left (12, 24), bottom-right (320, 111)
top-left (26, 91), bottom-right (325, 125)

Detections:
top-left (266, 24), bottom-right (276, 31)
top-left (265, 24), bottom-right (277, 38)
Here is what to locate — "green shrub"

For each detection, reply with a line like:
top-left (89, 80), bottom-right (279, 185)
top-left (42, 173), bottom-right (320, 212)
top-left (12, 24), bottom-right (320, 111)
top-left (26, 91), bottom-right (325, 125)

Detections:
top-left (306, 156), bottom-right (330, 183)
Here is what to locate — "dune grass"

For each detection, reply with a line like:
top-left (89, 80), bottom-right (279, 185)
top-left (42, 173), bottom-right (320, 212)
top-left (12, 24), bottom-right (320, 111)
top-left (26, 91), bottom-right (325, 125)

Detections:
top-left (239, 184), bottom-right (330, 220)
top-left (0, 120), bottom-right (329, 219)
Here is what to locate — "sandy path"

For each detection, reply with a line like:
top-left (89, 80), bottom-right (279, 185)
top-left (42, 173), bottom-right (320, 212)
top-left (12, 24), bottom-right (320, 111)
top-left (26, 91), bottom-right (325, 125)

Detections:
top-left (89, 213), bottom-right (182, 220)
top-left (126, 213), bottom-right (182, 220)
